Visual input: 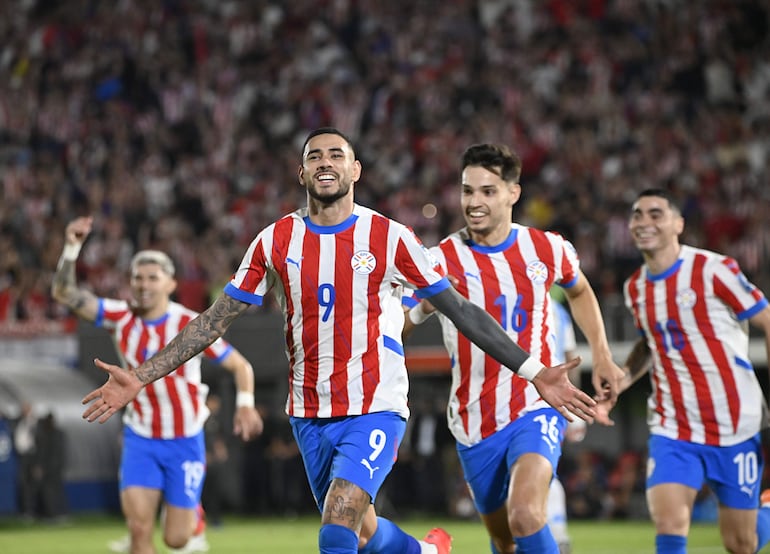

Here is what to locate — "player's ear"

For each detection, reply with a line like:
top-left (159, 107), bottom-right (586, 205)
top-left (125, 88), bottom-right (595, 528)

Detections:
top-left (509, 182), bottom-right (522, 204)
top-left (297, 165), bottom-right (306, 187)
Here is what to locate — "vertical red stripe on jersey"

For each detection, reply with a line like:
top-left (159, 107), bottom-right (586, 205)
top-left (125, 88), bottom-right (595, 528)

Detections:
top-left (441, 241), bottom-right (472, 434)
top-left (703, 271), bottom-right (741, 437)
top-left (300, 228), bottom-right (321, 417)
top-left (471, 250), bottom-right (503, 439)
top-left (272, 218), bottom-right (298, 416)
top-left (329, 227), bottom-right (354, 417)
top-left (360, 217), bottom-right (388, 413)
top-left (241, 236), bottom-right (268, 292)
top-left (658, 276), bottom-right (692, 441)
top-left (163, 319), bottom-right (187, 438)
top-left (670, 257), bottom-right (718, 443)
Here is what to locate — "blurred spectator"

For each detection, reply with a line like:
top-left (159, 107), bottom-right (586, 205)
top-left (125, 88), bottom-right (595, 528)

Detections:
top-left (0, 1), bottom-right (768, 340)
top-left (12, 401), bottom-right (37, 520)
top-left (33, 412), bottom-right (67, 521)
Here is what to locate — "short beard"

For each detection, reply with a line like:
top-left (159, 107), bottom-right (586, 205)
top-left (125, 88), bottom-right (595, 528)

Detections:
top-left (307, 182), bottom-right (351, 204)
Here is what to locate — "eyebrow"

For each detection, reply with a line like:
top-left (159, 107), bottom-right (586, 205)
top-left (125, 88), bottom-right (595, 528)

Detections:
top-left (306, 146), bottom-right (346, 157)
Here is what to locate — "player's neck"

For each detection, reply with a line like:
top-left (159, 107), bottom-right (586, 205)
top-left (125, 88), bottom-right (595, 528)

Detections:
top-left (306, 195), bottom-right (354, 226)
top-left (467, 225), bottom-right (509, 247)
top-left (134, 299), bottom-right (170, 321)
top-left (643, 243), bottom-right (681, 275)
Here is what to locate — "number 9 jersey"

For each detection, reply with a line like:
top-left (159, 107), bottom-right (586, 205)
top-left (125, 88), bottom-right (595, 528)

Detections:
top-left (224, 204), bottom-right (449, 420)
top-left (624, 244), bottom-right (769, 446)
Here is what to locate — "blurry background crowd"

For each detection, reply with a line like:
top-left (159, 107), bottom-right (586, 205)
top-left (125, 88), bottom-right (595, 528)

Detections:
top-left (1, 0), bottom-right (769, 330)
top-left (0, 0), bottom-right (768, 523)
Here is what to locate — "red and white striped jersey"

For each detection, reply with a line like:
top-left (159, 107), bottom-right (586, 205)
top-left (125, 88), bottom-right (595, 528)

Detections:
top-left (225, 204), bottom-right (448, 419)
top-left (97, 299), bottom-right (233, 439)
top-left (432, 224), bottom-right (580, 446)
top-left (624, 245), bottom-right (768, 446)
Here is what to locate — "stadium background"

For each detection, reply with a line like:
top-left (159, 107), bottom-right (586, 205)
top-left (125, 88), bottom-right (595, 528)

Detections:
top-left (0, 0), bottom-right (769, 530)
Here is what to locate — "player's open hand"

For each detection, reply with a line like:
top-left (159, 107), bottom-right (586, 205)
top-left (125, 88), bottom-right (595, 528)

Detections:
top-left (234, 407), bottom-right (264, 441)
top-left (82, 358), bottom-right (144, 423)
top-left (531, 357), bottom-right (596, 423)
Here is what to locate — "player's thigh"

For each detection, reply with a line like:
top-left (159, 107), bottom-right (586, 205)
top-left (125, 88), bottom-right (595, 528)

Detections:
top-left (509, 452), bottom-right (553, 512)
top-left (121, 486), bottom-right (162, 527)
top-left (718, 506), bottom-right (758, 554)
top-left (647, 483), bottom-right (697, 535)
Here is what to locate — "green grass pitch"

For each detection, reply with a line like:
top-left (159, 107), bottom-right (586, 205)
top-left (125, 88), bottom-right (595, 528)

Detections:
top-left (0, 514), bottom-right (766, 553)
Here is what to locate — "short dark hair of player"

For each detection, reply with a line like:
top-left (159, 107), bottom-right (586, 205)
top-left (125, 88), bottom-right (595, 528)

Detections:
top-left (461, 143), bottom-right (522, 183)
top-left (302, 127), bottom-right (356, 157)
top-left (635, 188), bottom-right (681, 215)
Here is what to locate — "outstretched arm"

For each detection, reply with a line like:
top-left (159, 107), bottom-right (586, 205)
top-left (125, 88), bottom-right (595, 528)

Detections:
top-left (82, 293), bottom-right (251, 423)
top-left (51, 217), bottom-right (99, 321)
top-left (594, 338), bottom-right (652, 426)
top-left (564, 272), bottom-right (625, 403)
top-left (427, 287), bottom-right (596, 421)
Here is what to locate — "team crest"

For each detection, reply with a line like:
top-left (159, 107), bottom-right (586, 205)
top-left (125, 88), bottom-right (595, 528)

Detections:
top-left (526, 260), bottom-right (548, 284)
top-left (351, 250), bottom-right (377, 274)
top-left (676, 288), bottom-right (697, 309)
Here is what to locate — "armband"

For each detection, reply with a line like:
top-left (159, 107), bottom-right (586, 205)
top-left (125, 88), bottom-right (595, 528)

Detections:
top-left (517, 356), bottom-right (544, 381)
top-left (61, 242), bottom-right (82, 262)
top-left (236, 391), bottom-right (255, 408)
top-left (408, 303), bottom-right (433, 325)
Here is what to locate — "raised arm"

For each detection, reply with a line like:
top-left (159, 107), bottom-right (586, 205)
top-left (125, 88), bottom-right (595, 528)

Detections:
top-left (82, 293), bottom-right (251, 423)
top-left (427, 287), bottom-right (595, 421)
top-left (564, 271), bottom-right (625, 402)
top-left (51, 217), bottom-right (99, 321)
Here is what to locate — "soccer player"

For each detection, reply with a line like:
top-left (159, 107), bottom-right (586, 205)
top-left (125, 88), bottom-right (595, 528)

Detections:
top-left (52, 217), bottom-right (263, 554)
top-left (80, 128), bottom-right (597, 554)
top-left (597, 188), bottom-right (770, 554)
top-left (402, 143), bottom-right (622, 554)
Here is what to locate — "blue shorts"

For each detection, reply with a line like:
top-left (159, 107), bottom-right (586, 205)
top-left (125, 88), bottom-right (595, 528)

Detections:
top-left (456, 408), bottom-right (566, 515)
top-left (647, 433), bottom-right (764, 509)
top-left (120, 427), bottom-right (206, 509)
top-left (290, 412), bottom-right (406, 511)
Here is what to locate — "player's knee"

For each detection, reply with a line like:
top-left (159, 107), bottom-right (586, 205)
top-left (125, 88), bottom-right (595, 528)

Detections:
top-left (722, 531), bottom-right (757, 554)
top-left (508, 500), bottom-right (547, 536)
top-left (162, 528), bottom-right (192, 550)
top-left (126, 516), bottom-right (154, 542)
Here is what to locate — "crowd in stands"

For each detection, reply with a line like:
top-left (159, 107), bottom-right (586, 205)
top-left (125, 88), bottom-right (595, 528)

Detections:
top-left (0, 0), bottom-right (769, 338)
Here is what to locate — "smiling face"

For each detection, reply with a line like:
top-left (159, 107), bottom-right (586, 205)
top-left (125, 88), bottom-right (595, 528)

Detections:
top-left (129, 262), bottom-right (176, 319)
top-left (628, 193), bottom-right (684, 263)
top-left (461, 165), bottom-right (520, 246)
top-left (298, 133), bottom-right (361, 205)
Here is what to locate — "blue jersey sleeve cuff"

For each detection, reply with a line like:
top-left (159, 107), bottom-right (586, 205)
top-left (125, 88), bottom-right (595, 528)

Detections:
top-left (223, 283), bottom-right (263, 306)
top-left (737, 297), bottom-right (768, 321)
top-left (414, 277), bottom-right (451, 299)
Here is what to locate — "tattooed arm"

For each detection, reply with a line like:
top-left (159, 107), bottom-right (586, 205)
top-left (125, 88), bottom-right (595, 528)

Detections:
top-left (51, 217), bottom-right (99, 321)
top-left (82, 293), bottom-right (251, 423)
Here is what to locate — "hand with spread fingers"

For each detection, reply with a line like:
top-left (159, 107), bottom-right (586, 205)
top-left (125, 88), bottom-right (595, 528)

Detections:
top-left (531, 357), bottom-right (596, 423)
top-left (81, 358), bottom-right (143, 423)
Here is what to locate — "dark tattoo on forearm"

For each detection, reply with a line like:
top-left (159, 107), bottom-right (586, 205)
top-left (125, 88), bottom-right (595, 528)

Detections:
top-left (135, 295), bottom-right (250, 384)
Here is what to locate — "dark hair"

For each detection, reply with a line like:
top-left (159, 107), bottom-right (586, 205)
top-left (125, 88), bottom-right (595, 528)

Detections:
top-left (461, 143), bottom-right (522, 183)
top-left (302, 127), bottom-right (355, 156)
top-left (635, 188), bottom-right (681, 214)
